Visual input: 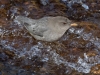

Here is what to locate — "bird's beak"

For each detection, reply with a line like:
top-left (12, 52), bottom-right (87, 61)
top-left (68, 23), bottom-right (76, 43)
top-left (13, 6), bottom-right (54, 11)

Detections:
top-left (70, 23), bottom-right (78, 26)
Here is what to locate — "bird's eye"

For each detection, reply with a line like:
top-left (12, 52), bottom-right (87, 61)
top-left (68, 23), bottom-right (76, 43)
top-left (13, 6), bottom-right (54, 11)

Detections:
top-left (60, 22), bottom-right (67, 26)
top-left (63, 22), bottom-right (67, 24)
top-left (58, 22), bottom-right (67, 27)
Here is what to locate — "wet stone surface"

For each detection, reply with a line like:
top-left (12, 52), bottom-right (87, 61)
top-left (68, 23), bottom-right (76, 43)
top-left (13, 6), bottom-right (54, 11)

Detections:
top-left (0, 0), bottom-right (100, 75)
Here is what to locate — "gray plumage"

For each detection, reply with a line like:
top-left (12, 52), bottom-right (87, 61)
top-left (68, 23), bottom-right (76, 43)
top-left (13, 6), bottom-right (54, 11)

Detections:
top-left (15, 16), bottom-right (71, 42)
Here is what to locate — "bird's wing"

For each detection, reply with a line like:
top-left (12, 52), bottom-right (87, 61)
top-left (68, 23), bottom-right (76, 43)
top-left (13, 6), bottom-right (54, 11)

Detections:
top-left (32, 27), bottom-right (48, 37)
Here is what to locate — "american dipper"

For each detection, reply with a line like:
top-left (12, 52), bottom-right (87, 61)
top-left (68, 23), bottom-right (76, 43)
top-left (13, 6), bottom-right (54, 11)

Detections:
top-left (15, 16), bottom-right (74, 42)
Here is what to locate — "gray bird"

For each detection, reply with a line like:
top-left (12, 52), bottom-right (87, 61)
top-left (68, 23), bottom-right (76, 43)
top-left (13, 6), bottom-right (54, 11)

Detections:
top-left (15, 16), bottom-right (72, 42)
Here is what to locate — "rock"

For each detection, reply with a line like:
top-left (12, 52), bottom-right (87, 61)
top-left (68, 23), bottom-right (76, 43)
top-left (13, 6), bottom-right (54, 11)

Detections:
top-left (15, 16), bottom-right (72, 42)
top-left (91, 64), bottom-right (100, 75)
top-left (40, 0), bottom-right (49, 6)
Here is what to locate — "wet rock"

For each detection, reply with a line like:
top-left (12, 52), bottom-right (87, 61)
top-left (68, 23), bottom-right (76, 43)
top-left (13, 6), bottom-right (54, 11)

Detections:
top-left (40, 0), bottom-right (49, 6)
top-left (0, 8), bottom-right (7, 18)
top-left (0, 0), bottom-right (10, 5)
top-left (86, 50), bottom-right (97, 57)
top-left (0, 0), bottom-right (100, 75)
top-left (0, 53), bottom-right (8, 61)
top-left (91, 64), bottom-right (100, 75)
top-left (0, 62), bottom-right (34, 75)
top-left (4, 50), bottom-right (15, 59)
